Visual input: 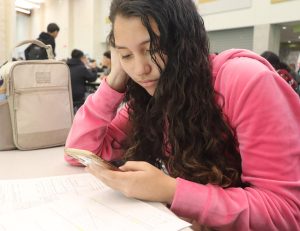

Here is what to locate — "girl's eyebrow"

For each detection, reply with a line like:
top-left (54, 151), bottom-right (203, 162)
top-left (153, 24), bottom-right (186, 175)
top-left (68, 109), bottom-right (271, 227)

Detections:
top-left (115, 40), bottom-right (150, 50)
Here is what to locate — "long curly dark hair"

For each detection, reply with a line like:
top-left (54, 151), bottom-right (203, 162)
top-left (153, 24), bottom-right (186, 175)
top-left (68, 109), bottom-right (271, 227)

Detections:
top-left (109, 0), bottom-right (244, 188)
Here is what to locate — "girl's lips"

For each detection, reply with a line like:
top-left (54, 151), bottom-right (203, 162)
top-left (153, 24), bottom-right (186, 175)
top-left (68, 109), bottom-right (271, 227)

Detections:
top-left (139, 79), bottom-right (158, 87)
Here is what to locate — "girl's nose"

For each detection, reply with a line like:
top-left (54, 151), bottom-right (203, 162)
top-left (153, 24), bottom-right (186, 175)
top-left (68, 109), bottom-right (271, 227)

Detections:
top-left (134, 57), bottom-right (151, 76)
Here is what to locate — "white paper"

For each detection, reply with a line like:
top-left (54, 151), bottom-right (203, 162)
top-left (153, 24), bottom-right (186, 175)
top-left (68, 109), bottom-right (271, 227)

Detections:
top-left (0, 173), bottom-right (190, 231)
top-left (0, 173), bottom-right (108, 214)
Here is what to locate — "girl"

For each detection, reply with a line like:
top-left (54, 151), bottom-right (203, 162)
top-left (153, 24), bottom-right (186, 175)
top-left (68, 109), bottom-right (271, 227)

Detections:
top-left (65, 0), bottom-right (300, 230)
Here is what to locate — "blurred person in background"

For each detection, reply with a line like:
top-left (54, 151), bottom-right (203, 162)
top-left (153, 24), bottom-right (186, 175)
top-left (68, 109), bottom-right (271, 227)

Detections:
top-left (261, 51), bottom-right (299, 95)
top-left (67, 49), bottom-right (98, 113)
top-left (25, 23), bottom-right (60, 60)
top-left (99, 50), bottom-right (111, 76)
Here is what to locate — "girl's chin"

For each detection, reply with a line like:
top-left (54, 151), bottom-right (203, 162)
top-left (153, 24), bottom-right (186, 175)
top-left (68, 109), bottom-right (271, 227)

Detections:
top-left (145, 87), bottom-right (156, 96)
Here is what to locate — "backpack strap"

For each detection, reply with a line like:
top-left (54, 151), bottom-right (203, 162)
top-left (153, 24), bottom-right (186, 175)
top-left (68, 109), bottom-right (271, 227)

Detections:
top-left (11, 39), bottom-right (55, 61)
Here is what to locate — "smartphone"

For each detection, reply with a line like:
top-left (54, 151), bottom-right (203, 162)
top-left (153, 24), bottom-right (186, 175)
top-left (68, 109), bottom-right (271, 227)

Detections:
top-left (64, 147), bottom-right (121, 171)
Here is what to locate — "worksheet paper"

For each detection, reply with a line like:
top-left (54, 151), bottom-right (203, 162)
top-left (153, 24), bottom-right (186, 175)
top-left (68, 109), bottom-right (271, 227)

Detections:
top-left (0, 173), bottom-right (190, 231)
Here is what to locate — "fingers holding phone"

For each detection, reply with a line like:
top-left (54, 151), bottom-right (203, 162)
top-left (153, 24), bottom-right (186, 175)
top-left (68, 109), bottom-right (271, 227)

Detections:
top-left (87, 161), bottom-right (176, 203)
top-left (85, 161), bottom-right (127, 192)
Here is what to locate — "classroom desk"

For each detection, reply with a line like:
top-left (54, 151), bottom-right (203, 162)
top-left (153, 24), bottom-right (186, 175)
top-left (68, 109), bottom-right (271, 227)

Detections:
top-left (85, 78), bottom-right (102, 88)
top-left (0, 146), bottom-right (192, 231)
top-left (0, 146), bottom-right (84, 179)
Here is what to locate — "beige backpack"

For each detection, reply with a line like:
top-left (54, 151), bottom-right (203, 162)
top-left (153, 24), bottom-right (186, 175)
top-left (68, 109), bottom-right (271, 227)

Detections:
top-left (0, 40), bottom-right (74, 150)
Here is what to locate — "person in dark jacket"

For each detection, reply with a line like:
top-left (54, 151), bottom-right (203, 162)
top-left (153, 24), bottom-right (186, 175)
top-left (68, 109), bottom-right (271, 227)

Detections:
top-left (67, 49), bottom-right (98, 112)
top-left (261, 51), bottom-right (299, 94)
top-left (99, 50), bottom-right (111, 75)
top-left (25, 23), bottom-right (60, 60)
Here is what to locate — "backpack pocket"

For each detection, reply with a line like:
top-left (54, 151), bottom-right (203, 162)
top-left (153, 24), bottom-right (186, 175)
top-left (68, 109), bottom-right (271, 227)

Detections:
top-left (10, 86), bottom-right (73, 150)
top-left (0, 100), bottom-right (15, 150)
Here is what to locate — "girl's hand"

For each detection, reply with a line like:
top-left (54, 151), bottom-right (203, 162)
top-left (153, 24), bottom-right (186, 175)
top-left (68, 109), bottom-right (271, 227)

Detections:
top-left (106, 47), bottom-right (129, 92)
top-left (86, 161), bottom-right (177, 204)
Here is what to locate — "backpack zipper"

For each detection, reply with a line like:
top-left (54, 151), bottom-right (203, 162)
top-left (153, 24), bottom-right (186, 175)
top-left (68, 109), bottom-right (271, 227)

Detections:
top-left (14, 86), bottom-right (68, 94)
top-left (13, 86), bottom-right (69, 110)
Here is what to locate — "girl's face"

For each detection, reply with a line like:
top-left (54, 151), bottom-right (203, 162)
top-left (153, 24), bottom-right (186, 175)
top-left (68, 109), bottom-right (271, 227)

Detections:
top-left (113, 15), bottom-right (166, 96)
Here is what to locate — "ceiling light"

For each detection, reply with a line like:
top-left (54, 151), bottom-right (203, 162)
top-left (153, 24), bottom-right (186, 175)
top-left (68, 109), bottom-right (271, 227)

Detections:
top-left (298, 36), bottom-right (300, 39)
top-left (288, 40), bottom-right (292, 43)
top-left (282, 26), bottom-right (287, 30)
top-left (15, 0), bottom-right (41, 9)
top-left (15, 7), bottom-right (31, 14)
top-left (27, 0), bottom-right (44, 3)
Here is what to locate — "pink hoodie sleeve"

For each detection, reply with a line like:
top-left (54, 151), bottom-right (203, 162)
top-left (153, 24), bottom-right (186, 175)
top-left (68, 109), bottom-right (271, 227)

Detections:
top-left (171, 57), bottom-right (300, 230)
top-left (65, 79), bottom-right (130, 165)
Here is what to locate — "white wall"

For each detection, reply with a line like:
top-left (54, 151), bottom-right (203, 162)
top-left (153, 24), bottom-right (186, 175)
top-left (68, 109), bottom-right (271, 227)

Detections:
top-left (70, 0), bottom-right (111, 61)
top-left (96, 0), bottom-right (112, 61)
top-left (15, 13), bottom-right (30, 59)
top-left (26, 0), bottom-right (111, 61)
top-left (44, 0), bottom-right (70, 59)
top-left (0, 0), bottom-right (16, 64)
top-left (0, 0), bottom-right (6, 63)
top-left (28, 0), bottom-right (71, 60)
top-left (200, 0), bottom-right (300, 54)
top-left (202, 0), bottom-right (300, 31)
top-left (5, 0), bottom-right (300, 64)
top-left (252, 24), bottom-right (281, 55)
top-left (71, 0), bottom-right (94, 58)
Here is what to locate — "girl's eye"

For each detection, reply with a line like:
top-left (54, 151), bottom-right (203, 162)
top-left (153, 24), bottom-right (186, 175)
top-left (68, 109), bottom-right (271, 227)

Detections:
top-left (121, 54), bottom-right (132, 59)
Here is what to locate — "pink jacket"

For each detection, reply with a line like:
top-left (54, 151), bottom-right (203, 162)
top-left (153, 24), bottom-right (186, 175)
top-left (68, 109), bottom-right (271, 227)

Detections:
top-left (65, 49), bottom-right (300, 230)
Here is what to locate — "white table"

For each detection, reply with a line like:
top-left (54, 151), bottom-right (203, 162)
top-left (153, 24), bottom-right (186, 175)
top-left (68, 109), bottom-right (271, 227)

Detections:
top-left (0, 146), bottom-right (192, 230)
top-left (0, 146), bottom-right (84, 179)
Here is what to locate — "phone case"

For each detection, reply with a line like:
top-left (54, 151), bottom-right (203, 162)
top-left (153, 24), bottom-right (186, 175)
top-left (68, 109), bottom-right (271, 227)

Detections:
top-left (64, 147), bottom-right (120, 171)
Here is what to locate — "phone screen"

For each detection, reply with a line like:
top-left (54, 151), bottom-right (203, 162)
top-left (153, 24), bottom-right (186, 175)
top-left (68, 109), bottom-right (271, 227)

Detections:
top-left (64, 148), bottom-right (121, 171)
